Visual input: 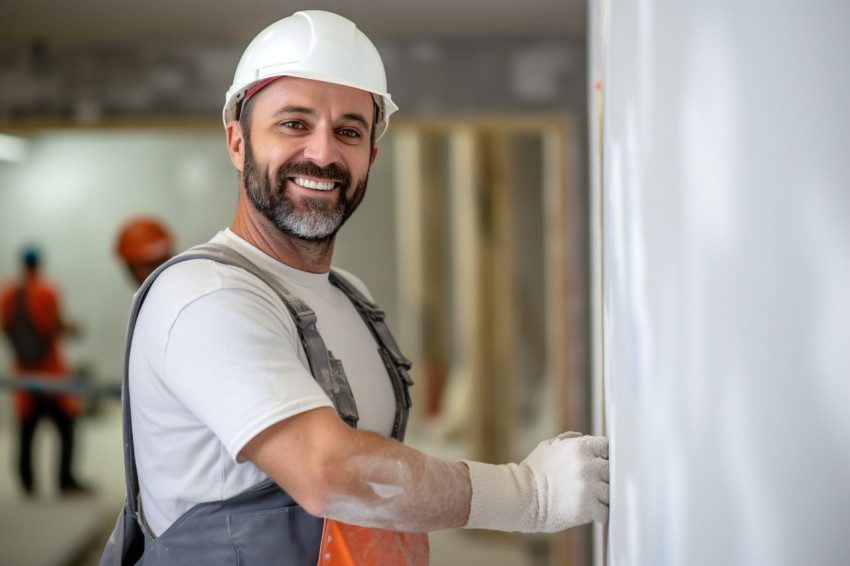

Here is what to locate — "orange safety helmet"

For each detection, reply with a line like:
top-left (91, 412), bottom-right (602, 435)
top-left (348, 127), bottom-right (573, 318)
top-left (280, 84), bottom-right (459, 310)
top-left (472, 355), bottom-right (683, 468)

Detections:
top-left (115, 217), bottom-right (173, 265)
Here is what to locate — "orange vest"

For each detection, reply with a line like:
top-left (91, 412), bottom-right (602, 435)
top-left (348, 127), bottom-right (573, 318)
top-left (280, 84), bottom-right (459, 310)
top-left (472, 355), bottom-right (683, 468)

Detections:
top-left (318, 519), bottom-right (428, 565)
top-left (0, 274), bottom-right (79, 418)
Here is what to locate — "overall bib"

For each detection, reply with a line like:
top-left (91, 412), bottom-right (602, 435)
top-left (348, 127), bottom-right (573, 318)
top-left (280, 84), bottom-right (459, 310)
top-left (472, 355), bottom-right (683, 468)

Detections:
top-left (100, 244), bottom-right (427, 565)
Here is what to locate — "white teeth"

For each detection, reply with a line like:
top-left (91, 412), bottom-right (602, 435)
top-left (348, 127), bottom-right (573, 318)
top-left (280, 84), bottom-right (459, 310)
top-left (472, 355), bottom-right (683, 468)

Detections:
top-left (293, 177), bottom-right (335, 191)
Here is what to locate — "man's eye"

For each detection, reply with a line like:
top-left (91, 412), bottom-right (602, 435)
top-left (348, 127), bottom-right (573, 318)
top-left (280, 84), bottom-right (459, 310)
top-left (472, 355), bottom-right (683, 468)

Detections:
top-left (282, 121), bottom-right (305, 130)
top-left (337, 129), bottom-right (361, 139)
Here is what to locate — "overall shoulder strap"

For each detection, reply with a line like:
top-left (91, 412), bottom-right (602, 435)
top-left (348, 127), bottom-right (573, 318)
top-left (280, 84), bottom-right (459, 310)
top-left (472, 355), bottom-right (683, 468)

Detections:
top-left (329, 270), bottom-right (415, 441)
top-left (121, 243), bottom-right (359, 515)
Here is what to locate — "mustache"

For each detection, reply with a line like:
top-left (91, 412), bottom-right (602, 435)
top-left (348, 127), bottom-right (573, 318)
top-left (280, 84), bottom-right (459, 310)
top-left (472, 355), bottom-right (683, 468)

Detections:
top-left (275, 159), bottom-right (351, 187)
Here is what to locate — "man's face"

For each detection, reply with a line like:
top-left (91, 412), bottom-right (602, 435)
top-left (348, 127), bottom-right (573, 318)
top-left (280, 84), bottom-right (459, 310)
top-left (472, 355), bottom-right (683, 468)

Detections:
top-left (239, 77), bottom-right (377, 242)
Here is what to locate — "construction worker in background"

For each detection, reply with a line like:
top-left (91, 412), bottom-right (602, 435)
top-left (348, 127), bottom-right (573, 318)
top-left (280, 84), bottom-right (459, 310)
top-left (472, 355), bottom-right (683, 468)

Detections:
top-left (0, 245), bottom-right (90, 497)
top-left (114, 216), bottom-right (174, 286)
top-left (101, 10), bottom-right (608, 566)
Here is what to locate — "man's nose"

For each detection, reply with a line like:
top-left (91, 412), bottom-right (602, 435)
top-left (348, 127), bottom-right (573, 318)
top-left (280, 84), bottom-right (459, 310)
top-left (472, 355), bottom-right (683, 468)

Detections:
top-left (302, 129), bottom-right (339, 167)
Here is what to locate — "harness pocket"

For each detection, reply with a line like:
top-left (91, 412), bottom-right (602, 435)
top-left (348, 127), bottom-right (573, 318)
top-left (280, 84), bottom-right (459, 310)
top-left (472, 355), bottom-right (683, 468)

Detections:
top-left (228, 505), bottom-right (322, 565)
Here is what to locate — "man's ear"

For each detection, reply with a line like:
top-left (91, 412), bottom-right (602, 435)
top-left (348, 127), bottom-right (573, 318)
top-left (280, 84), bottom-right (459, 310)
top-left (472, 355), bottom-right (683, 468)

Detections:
top-left (226, 120), bottom-right (245, 172)
top-left (369, 144), bottom-right (379, 168)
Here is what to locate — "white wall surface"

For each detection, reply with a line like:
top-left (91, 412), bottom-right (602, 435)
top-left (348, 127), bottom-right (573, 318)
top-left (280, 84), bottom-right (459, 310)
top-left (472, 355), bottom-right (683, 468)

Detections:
top-left (599, 1), bottom-right (850, 564)
top-left (0, 128), bottom-right (397, 392)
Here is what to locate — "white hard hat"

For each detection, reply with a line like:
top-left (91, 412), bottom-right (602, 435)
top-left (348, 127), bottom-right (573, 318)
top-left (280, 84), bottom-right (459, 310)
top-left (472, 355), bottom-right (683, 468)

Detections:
top-left (223, 10), bottom-right (398, 140)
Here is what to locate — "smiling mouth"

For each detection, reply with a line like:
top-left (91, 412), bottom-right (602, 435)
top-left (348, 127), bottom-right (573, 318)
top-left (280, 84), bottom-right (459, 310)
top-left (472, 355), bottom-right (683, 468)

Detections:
top-left (291, 177), bottom-right (337, 191)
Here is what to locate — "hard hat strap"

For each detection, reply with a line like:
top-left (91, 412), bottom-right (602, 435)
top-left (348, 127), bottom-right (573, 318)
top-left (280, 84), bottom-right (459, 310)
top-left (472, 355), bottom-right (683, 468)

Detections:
top-left (244, 77), bottom-right (282, 105)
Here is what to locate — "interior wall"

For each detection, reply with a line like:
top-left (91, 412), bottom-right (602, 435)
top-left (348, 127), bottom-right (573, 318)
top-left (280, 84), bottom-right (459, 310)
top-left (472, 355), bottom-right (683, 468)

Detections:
top-left (0, 128), bottom-right (231, 384)
top-left (599, 1), bottom-right (850, 564)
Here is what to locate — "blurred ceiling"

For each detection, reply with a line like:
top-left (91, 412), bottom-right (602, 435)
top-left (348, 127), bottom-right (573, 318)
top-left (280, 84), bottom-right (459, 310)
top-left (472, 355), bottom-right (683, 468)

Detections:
top-left (2, 0), bottom-right (587, 43)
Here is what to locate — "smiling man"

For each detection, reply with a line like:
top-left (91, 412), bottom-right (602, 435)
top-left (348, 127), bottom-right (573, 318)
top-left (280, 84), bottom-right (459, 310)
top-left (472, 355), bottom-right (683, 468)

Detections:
top-left (231, 76), bottom-right (376, 271)
top-left (101, 10), bottom-right (609, 566)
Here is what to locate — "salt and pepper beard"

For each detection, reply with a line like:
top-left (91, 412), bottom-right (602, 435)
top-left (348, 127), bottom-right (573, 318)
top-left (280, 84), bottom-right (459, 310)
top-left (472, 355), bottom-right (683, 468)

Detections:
top-left (242, 136), bottom-right (368, 243)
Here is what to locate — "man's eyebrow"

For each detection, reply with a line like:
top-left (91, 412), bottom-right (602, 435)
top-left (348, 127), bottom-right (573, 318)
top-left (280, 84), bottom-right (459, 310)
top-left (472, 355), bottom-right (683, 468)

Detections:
top-left (341, 113), bottom-right (370, 131)
top-left (273, 106), bottom-right (314, 118)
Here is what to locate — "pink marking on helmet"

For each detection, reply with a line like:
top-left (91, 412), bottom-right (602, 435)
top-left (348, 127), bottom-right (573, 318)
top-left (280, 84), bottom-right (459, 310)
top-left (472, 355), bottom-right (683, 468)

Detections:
top-left (243, 76), bottom-right (283, 104)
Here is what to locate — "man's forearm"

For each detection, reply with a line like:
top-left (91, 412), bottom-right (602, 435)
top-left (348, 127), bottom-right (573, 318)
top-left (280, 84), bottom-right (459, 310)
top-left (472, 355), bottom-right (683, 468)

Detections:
top-left (242, 407), bottom-right (471, 532)
top-left (319, 431), bottom-right (472, 532)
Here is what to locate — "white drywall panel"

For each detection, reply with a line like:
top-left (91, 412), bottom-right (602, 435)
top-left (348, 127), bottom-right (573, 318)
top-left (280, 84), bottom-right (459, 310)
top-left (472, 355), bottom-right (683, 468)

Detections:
top-left (600, 1), bottom-right (850, 564)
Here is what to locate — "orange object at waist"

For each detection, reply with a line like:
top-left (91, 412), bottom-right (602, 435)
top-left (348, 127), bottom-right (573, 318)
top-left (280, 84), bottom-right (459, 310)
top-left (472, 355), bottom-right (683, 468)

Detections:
top-left (317, 519), bottom-right (429, 566)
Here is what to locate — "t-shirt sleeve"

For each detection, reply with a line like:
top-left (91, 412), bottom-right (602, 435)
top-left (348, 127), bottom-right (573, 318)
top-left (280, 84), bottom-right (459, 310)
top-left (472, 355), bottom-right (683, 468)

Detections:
top-left (162, 285), bottom-right (334, 461)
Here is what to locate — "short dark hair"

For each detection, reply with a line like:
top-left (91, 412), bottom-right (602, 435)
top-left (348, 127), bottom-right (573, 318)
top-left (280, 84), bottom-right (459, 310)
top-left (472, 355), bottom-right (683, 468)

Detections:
top-left (21, 246), bottom-right (39, 270)
top-left (237, 97), bottom-right (255, 144)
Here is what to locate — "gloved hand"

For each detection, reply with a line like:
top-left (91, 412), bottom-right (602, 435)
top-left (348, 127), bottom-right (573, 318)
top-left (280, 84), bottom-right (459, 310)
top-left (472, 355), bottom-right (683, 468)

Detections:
top-left (462, 432), bottom-right (609, 533)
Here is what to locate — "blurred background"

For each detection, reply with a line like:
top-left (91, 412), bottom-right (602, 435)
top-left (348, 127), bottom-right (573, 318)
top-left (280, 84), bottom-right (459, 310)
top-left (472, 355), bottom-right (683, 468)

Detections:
top-left (0, 2), bottom-right (593, 565)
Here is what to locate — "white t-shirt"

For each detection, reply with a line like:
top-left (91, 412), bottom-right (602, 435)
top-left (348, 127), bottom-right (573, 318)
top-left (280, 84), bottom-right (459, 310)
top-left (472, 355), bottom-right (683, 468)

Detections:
top-left (130, 229), bottom-right (397, 537)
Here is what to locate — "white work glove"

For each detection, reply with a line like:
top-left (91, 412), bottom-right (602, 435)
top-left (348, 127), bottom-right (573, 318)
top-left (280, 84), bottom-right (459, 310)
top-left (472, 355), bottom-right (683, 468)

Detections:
top-left (462, 432), bottom-right (609, 533)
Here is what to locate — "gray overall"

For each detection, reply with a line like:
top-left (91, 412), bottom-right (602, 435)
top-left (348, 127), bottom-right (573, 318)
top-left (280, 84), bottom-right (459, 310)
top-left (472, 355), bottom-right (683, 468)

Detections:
top-left (99, 243), bottom-right (414, 565)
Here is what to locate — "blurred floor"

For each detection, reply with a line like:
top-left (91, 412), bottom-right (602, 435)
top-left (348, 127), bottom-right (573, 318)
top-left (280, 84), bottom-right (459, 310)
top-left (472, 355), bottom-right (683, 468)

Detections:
top-left (0, 399), bottom-right (124, 566)
top-left (0, 395), bottom-right (542, 566)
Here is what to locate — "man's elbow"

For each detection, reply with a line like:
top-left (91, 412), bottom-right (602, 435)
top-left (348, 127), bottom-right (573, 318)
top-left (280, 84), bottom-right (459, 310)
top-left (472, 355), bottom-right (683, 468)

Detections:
top-left (289, 468), bottom-right (355, 518)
